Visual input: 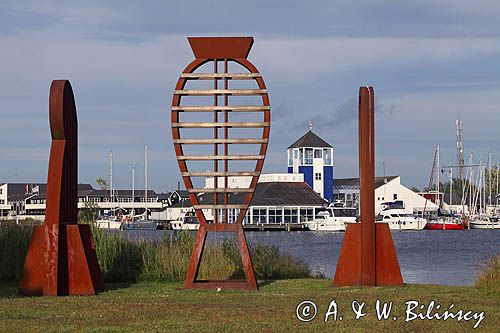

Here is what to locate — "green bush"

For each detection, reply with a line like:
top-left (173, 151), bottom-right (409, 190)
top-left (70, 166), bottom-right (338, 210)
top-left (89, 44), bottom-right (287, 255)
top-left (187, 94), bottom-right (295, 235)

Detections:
top-left (0, 223), bottom-right (314, 284)
top-left (93, 228), bottom-right (143, 282)
top-left (0, 223), bottom-right (32, 282)
top-left (221, 238), bottom-right (311, 280)
top-left (475, 255), bottom-right (500, 291)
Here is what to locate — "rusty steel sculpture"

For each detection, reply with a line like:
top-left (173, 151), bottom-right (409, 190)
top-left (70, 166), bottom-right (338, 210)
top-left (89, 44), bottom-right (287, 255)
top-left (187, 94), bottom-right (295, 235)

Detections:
top-left (171, 37), bottom-right (270, 290)
top-left (19, 80), bottom-right (104, 296)
top-left (333, 87), bottom-right (403, 287)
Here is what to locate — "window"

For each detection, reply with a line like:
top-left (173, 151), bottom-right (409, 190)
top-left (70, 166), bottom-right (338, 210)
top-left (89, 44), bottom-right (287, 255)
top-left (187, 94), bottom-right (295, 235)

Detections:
top-left (315, 173), bottom-right (322, 180)
top-left (288, 150), bottom-right (293, 166)
top-left (314, 149), bottom-right (322, 158)
top-left (268, 208), bottom-right (283, 224)
top-left (252, 208), bottom-right (267, 224)
top-left (393, 194), bottom-right (398, 200)
top-left (293, 149), bottom-right (298, 160)
top-left (284, 208), bottom-right (298, 223)
top-left (333, 193), bottom-right (345, 201)
top-left (304, 148), bottom-right (313, 165)
top-left (323, 148), bottom-right (332, 165)
top-left (300, 208), bottom-right (314, 222)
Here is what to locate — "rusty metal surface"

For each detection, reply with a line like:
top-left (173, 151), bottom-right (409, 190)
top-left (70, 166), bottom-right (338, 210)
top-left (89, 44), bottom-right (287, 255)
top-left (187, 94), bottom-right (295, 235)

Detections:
top-left (172, 37), bottom-right (270, 290)
top-left (333, 87), bottom-right (403, 287)
top-left (359, 87), bottom-right (376, 285)
top-left (46, 81), bottom-right (78, 226)
top-left (188, 37), bottom-right (254, 59)
top-left (375, 223), bottom-right (403, 286)
top-left (19, 80), bottom-right (103, 296)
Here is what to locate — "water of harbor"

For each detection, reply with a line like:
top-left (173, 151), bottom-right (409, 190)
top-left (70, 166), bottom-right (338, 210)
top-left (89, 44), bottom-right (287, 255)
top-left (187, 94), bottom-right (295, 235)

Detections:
top-left (122, 229), bottom-right (500, 286)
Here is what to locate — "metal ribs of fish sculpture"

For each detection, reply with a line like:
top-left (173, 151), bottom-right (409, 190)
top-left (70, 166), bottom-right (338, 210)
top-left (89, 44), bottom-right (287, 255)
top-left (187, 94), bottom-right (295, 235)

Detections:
top-left (171, 37), bottom-right (270, 290)
top-left (19, 80), bottom-right (104, 296)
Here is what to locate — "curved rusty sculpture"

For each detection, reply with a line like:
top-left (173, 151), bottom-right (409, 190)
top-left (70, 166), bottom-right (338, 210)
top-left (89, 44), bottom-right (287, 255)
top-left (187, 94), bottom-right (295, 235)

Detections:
top-left (19, 80), bottom-right (103, 296)
top-left (171, 37), bottom-right (270, 290)
top-left (333, 87), bottom-right (403, 287)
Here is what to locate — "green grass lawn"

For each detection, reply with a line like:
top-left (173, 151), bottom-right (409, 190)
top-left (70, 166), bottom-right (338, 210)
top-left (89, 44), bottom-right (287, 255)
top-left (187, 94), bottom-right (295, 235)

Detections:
top-left (0, 279), bottom-right (498, 332)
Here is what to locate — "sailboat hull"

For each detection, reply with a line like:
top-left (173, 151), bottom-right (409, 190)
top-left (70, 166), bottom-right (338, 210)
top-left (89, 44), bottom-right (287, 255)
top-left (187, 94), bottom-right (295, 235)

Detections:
top-left (424, 222), bottom-right (464, 230)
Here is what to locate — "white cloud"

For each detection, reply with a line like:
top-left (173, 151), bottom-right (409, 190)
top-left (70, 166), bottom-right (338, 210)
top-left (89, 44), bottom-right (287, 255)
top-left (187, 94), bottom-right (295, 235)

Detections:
top-left (253, 37), bottom-right (500, 82)
top-left (1, 1), bottom-right (500, 190)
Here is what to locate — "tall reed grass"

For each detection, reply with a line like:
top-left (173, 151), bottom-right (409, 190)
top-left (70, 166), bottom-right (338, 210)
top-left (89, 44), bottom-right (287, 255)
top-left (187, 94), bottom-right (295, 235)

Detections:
top-left (475, 255), bottom-right (500, 291)
top-left (0, 222), bottom-right (32, 282)
top-left (221, 238), bottom-right (311, 280)
top-left (0, 223), bottom-right (312, 283)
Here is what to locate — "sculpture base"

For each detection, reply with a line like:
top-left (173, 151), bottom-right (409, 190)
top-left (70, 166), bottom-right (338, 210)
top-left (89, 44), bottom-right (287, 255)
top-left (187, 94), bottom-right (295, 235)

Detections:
top-left (184, 224), bottom-right (257, 290)
top-left (333, 223), bottom-right (403, 287)
top-left (19, 224), bottom-right (104, 296)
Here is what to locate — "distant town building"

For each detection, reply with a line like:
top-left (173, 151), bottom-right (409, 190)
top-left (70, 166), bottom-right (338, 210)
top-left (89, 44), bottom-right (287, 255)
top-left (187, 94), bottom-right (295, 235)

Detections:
top-left (0, 183), bottom-right (46, 218)
top-left (332, 176), bottom-right (440, 214)
top-left (287, 128), bottom-right (334, 201)
top-left (0, 182), bottom-right (173, 221)
top-left (167, 173), bottom-right (327, 224)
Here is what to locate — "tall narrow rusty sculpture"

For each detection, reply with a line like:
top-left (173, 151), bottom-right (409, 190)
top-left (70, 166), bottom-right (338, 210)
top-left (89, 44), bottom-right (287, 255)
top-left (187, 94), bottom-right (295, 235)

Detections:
top-left (333, 87), bottom-right (403, 287)
top-left (19, 80), bottom-right (104, 296)
top-left (171, 37), bottom-right (270, 290)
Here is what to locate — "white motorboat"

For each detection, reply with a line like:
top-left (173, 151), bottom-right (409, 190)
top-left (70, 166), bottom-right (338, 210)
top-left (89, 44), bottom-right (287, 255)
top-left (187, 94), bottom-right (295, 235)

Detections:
top-left (376, 209), bottom-right (427, 230)
top-left (171, 212), bottom-right (200, 230)
top-left (470, 215), bottom-right (500, 229)
top-left (305, 207), bottom-right (357, 231)
top-left (95, 216), bottom-right (122, 229)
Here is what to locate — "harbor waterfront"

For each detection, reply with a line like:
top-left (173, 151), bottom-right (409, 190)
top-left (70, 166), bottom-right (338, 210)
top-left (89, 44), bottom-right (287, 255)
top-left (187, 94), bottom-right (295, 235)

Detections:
top-left (120, 229), bottom-right (500, 287)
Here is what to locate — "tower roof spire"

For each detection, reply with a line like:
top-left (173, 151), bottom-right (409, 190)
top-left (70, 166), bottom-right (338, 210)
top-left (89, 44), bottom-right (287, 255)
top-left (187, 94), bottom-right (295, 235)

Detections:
top-left (288, 130), bottom-right (333, 149)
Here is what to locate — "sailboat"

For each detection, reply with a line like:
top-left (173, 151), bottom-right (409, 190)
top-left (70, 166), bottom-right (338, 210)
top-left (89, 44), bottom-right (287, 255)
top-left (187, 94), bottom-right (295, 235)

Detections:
top-left (96, 150), bottom-right (123, 229)
top-left (122, 145), bottom-right (161, 230)
top-left (470, 159), bottom-right (500, 229)
top-left (424, 145), bottom-right (464, 230)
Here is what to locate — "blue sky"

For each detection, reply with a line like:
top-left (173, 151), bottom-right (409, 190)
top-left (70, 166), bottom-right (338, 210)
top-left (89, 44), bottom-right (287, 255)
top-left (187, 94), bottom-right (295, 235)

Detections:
top-left (1, 1), bottom-right (499, 191)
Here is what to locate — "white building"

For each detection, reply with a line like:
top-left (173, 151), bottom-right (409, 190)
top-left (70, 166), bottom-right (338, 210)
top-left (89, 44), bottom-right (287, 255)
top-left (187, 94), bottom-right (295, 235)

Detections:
top-left (204, 172), bottom-right (304, 189)
top-left (0, 183), bottom-right (46, 220)
top-left (167, 173), bottom-right (327, 224)
top-left (0, 183), bottom-right (172, 221)
top-left (333, 176), bottom-right (440, 214)
top-left (287, 129), bottom-right (334, 200)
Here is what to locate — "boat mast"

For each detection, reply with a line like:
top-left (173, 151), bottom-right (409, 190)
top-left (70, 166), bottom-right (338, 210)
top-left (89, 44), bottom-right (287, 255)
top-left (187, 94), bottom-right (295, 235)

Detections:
top-left (469, 162), bottom-right (475, 215)
top-left (132, 164), bottom-right (135, 221)
top-left (145, 144), bottom-right (148, 220)
top-left (422, 147), bottom-right (438, 218)
top-left (479, 161), bottom-right (483, 214)
top-left (483, 161), bottom-right (487, 214)
top-left (488, 151), bottom-right (492, 208)
top-left (497, 161), bottom-right (499, 209)
top-left (467, 153), bottom-right (473, 214)
top-left (449, 165), bottom-right (453, 207)
top-left (456, 119), bottom-right (465, 188)
top-left (436, 144), bottom-right (440, 208)
top-left (109, 150), bottom-right (113, 216)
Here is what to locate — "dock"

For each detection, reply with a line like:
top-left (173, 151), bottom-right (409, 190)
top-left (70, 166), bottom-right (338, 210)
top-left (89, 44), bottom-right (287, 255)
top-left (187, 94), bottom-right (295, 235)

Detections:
top-left (243, 223), bottom-right (309, 232)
